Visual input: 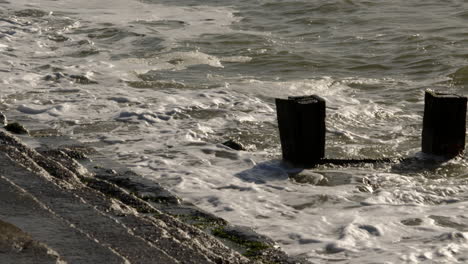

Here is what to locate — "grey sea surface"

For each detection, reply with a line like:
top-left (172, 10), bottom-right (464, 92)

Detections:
top-left (1, 0), bottom-right (468, 262)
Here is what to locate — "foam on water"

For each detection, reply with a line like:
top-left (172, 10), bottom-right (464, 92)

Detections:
top-left (1, 0), bottom-right (468, 263)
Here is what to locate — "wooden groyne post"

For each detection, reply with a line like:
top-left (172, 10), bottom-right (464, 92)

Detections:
top-left (275, 95), bottom-right (392, 168)
top-left (422, 90), bottom-right (467, 157)
top-left (275, 90), bottom-right (467, 168)
top-left (275, 95), bottom-right (325, 167)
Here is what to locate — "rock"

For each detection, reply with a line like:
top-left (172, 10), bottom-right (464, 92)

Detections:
top-left (69, 75), bottom-right (98, 84)
top-left (14, 9), bottom-right (49, 17)
top-left (401, 218), bottom-right (422, 226)
top-left (289, 170), bottom-right (327, 185)
top-left (60, 147), bottom-right (90, 160)
top-left (222, 139), bottom-right (246, 151)
top-left (43, 72), bottom-right (66, 82)
top-left (5, 122), bottom-right (29, 135)
top-left (0, 112), bottom-right (7, 126)
top-left (324, 243), bottom-right (346, 254)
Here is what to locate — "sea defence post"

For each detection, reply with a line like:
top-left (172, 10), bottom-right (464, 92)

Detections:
top-left (422, 90), bottom-right (467, 157)
top-left (276, 90), bottom-right (467, 167)
top-left (275, 95), bottom-right (325, 167)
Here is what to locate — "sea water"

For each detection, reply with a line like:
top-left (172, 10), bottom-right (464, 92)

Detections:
top-left (1, 0), bottom-right (468, 262)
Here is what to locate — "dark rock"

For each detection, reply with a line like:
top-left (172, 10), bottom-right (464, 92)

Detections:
top-left (358, 225), bottom-right (381, 236)
top-left (0, 112), bottom-right (7, 126)
top-left (222, 139), bottom-right (246, 151)
top-left (60, 147), bottom-right (89, 160)
top-left (324, 243), bottom-right (346, 254)
top-left (83, 178), bottom-right (156, 214)
top-left (43, 72), bottom-right (66, 82)
top-left (429, 215), bottom-right (468, 230)
top-left (69, 75), bottom-right (98, 84)
top-left (14, 9), bottom-right (48, 17)
top-left (5, 122), bottom-right (29, 134)
top-left (401, 218), bottom-right (422, 226)
top-left (61, 145), bottom-right (97, 156)
top-left (40, 149), bottom-right (91, 178)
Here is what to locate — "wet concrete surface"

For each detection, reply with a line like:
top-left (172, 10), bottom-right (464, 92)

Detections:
top-left (0, 118), bottom-right (307, 264)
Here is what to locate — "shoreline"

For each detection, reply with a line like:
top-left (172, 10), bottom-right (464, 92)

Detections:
top-left (0, 114), bottom-right (307, 264)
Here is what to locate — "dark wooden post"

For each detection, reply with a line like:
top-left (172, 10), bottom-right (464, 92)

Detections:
top-left (275, 95), bottom-right (325, 167)
top-left (422, 90), bottom-right (467, 157)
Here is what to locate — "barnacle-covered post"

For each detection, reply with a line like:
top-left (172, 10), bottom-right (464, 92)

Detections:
top-left (422, 90), bottom-right (467, 157)
top-left (275, 95), bottom-right (325, 167)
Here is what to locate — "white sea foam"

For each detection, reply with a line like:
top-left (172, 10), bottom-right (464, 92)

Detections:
top-left (122, 51), bottom-right (225, 74)
top-left (221, 56), bottom-right (253, 63)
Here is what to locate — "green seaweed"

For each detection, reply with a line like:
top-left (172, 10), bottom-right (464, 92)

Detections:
top-left (168, 213), bottom-right (227, 231)
top-left (140, 195), bottom-right (179, 205)
top-left (212, 226), bottom-right (271, 258)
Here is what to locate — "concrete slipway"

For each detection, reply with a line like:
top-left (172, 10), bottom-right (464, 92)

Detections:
top-left (0, 115), bottom-right (307, 264)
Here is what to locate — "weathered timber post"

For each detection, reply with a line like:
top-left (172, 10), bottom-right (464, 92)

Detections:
top-left (422, 90), bottom-right (467, 157)
top-left (275, 95), bottom-right (325, 167)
